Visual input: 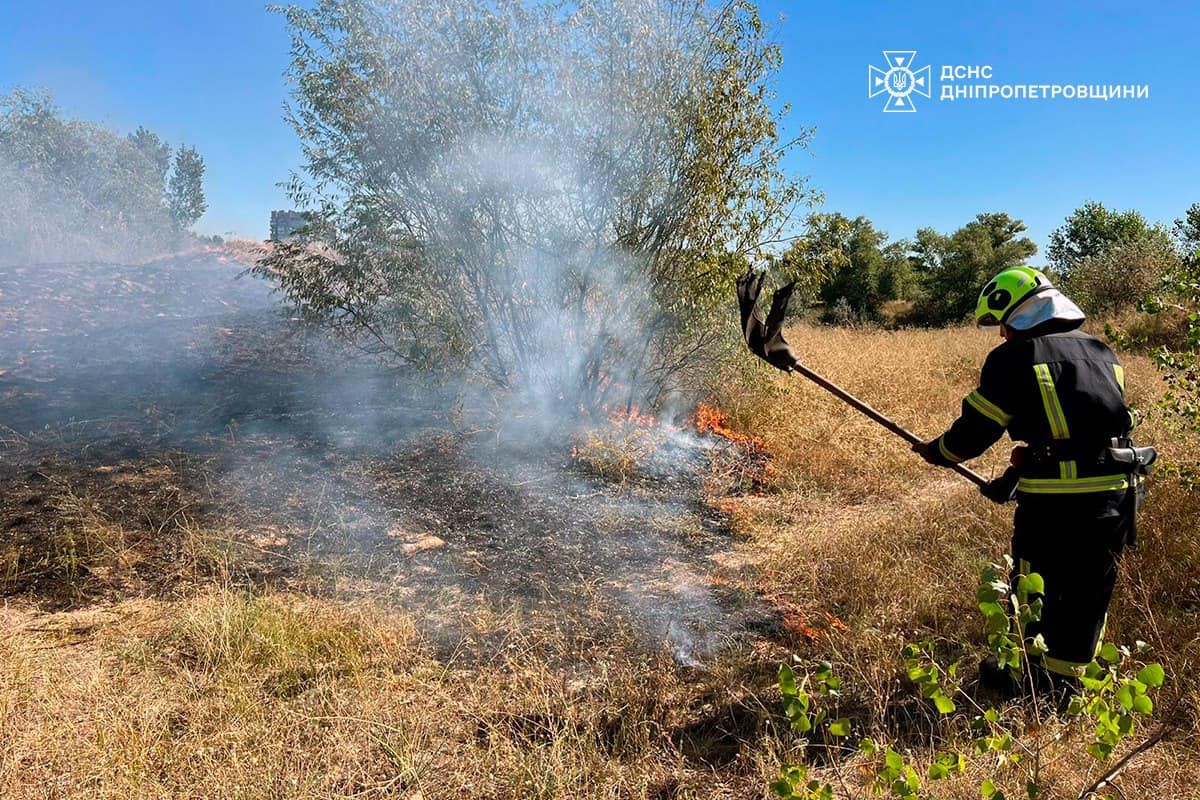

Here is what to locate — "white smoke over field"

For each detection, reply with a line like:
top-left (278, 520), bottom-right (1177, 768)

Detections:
top-left (0, 0), bottom-right (801, 661)
top-left (0, 251), bottom-right (779, 661)
top-left (256, 0), bottom-right (807, 657)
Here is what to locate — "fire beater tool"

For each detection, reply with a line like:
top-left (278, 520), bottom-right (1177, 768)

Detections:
top-left (736, 270), bottom-right (987, 489)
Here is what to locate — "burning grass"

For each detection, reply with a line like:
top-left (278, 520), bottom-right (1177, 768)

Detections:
top-left (695, 401), bottom-right (775, 493)
top-left (570, 407), bottom-right (671, 487)
top-left (4, 257), bottom-right (1198, 797)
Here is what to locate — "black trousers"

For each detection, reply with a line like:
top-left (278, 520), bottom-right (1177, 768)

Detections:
top-left (1010, 493), bottom-right (1130, 676)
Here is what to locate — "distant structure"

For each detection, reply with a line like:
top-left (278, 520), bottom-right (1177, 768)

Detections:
top-left (269, 210), bottom-right (309, 242)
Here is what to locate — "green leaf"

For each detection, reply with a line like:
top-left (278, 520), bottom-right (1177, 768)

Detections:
top-left (1132, 693), bottom-right (1153, 714)
top-left (1116, 683), bottom-right (1134, 711)
top-left (885, 747), bottom-right (904, 771)
top-left (981, 779), bottom-right (998, 798)
top-left (1098, 642), bottom-right (1120, 663)
top-left (978, 600), bottom-right (1005, 618)
top-left (828, 718), bottom-right (851, 736)
top-left (1136, 663), bottom-right (1165, 687)
top-left (1020, 572), bottom-right (1045, 595)
top-left (783, 697), bottom-right (800, 718)
top-left (779, 663), bottom-right (797, 695)
top-left (928, 751), bottom-right (962, 779)
top-left (933, 694), bottom-right (957, 714)
top-left (859, 737), bottom-right (877, 755)
top-left (984, 708), bottom-right (1000, 723)
top-left (770, 778), bottom-right (793, 797)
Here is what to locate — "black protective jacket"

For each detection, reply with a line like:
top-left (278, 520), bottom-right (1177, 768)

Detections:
top-left (927, 320), bottom-right (1140, 676)
top-left (927, 322), bottom-right (1134, 497)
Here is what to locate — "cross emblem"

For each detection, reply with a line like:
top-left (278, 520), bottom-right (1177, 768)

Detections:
top-left (868, 51), bottom-right (931, 112)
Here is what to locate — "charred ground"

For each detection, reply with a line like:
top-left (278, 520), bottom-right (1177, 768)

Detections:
top-left (0, 254), bottom-right (782, 656)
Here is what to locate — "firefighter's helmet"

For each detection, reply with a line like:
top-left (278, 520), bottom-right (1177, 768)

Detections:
top-left (975, 266), bottom-right (1053, 327)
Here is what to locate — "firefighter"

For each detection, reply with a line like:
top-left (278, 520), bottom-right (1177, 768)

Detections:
top-left (913, 266), bottom-right (1155, 696)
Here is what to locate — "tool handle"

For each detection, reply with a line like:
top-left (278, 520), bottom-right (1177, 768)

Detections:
top-left (789, 361), bottom-right (989, 489)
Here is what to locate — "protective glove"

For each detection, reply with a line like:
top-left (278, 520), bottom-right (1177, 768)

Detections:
top-left (980, 466), bottom-right (1020, 504)
top-left (912, 439), bottom-right (939, 465)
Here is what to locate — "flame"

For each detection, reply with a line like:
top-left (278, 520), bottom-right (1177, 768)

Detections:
top-left (771, 600), bottom-right (847, 643)
top-left (608, 404), bottom-right (659, 428)
top-left (693, 402), bottom-right (768, 452)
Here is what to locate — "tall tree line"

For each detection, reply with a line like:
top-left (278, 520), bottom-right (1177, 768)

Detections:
top-left (0, 88), bottom-right (207, 265)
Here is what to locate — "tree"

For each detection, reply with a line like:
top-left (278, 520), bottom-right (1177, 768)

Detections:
top-left (0, 88), bottom-right (181, 264)
top-left (167, 145), bottom-right (207, 229)
top-left (877, 240), bottom-right (915, 304)
top-left (127, 126), bottom-right (172, 184)
top-left (1174, 203), bottom-right (1200, 266)
top-left (262, 0), bottom-right (816, 409)
top-left (811, 214), bottom-right (881, 320)
top-left (1066, 239), bottom-right (1180, 315)
top-left (774, 213), bottom-right (908, 323)
top-left (1047, 201), bottom-right (1172, 276)
top-left (910, 213), bottom-right (1037, 326)
top-left (1047, 202), bottom-right (1176, 314)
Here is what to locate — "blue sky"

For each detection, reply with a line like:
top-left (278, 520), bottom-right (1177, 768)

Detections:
top-left (2, 1), bottom-right (1196, 257)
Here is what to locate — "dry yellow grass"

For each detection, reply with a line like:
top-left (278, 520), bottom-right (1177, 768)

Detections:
top-left (2, 322), bottom-right (1197, 799)
top-left (0, 589), bottom-right (787, 798)
top-left (712, 322), bottom-right (1200, 798)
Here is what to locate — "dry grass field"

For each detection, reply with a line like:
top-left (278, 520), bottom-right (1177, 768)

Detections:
top-left (2, 306), bottom-right (1197, 798)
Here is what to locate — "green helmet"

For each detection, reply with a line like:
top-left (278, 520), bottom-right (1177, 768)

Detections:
top-left (974, 266), bottom-right (1053, 327)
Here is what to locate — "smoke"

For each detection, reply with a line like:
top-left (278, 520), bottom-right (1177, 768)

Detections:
top-left (427, 130), bottom-right (664, 429)
top-left (2, 1), bottom-right (788, 662)
top-left (0, 88), bottom-right (186, 266)
top-left (266, 0), bottom-right (793, 425)
top-left (0, 252), bottom-right (765, 661)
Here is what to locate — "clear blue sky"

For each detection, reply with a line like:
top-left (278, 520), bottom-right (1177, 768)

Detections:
top-left (2, 1), bottom-right (1196, 256)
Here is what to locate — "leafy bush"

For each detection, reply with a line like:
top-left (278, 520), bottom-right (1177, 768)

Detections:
top-left (771, 562), bottom-right (1167, 800)
top-left (1061, 238), bottom-right (1179, 315)
top-left (1142, 261), bottom-right (1200, 430)
top-left (1049, 201), bottom-right (1166, 273)
top-left (1048, 201), bottom-right (1178, 315)
top-left (778, 213), bottom-right (912, 324)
